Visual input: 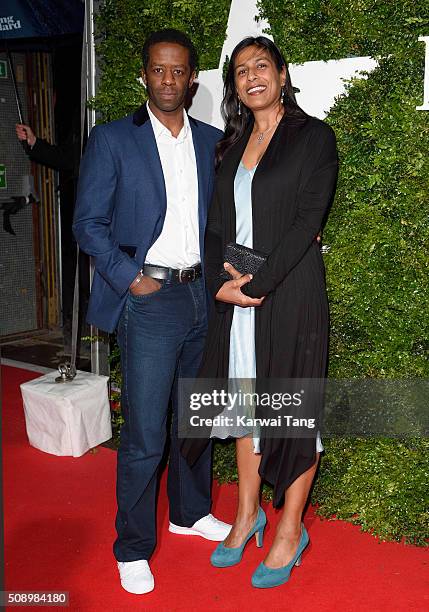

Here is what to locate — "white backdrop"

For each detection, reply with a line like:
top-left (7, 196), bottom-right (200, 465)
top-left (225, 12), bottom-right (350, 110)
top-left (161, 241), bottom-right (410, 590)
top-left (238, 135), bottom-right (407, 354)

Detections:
top-left (189, 0), bottom-right (377, 127)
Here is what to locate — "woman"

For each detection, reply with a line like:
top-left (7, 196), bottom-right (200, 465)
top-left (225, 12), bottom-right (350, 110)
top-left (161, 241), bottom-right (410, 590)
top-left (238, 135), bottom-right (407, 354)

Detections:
top-left (182, 36), bottom-right (338, 588)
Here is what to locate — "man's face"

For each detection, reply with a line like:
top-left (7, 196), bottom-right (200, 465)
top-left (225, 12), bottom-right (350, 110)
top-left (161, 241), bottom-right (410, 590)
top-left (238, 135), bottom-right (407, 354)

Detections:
top-left (142, 42), bottom-right (195, 113)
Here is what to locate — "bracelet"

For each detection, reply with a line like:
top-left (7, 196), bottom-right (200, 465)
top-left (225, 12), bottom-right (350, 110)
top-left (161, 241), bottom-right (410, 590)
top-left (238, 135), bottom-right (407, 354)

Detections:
top-left (130, 269), bottom-right (144, 288)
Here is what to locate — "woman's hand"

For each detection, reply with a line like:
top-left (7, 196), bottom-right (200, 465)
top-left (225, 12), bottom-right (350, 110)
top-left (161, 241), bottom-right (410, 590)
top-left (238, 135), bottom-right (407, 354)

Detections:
top-left (215, 263), bottom-right (265, 307)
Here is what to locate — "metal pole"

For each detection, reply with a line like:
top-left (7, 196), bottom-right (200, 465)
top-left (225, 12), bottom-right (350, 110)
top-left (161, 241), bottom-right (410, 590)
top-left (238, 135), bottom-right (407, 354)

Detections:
top-left (6, 48), bottom-right (24, 123)
top-left (84, 0), bottom-right (109, 376)
top-left (6, 45), bottom-right (29, 154)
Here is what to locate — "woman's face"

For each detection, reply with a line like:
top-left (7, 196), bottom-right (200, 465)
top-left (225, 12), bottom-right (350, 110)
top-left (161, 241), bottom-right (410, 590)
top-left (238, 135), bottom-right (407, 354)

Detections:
top-left (233, 45), bottom-right (285, 112)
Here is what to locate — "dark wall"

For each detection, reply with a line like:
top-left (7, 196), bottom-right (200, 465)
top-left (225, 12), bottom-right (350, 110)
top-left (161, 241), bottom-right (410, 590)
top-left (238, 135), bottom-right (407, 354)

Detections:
top-left (52, 36), bottom-right (89, 342)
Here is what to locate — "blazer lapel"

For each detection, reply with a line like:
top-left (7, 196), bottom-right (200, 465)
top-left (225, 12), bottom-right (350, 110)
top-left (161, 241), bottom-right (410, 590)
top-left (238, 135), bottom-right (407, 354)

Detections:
top-left (131, 105), bottom-right (167, 263)
top-left (131, 105), bottom-right (166, 203)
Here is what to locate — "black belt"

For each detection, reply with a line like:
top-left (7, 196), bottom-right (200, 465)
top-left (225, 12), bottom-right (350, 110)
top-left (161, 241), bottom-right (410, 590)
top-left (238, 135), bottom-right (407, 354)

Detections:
top-left (143, 263), bottom-right (202, 284)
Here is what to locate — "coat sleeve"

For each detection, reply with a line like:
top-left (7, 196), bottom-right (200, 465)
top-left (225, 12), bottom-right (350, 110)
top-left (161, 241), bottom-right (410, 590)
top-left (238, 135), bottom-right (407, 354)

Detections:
top-left (72, 125), bottom-right (140, 297)
top-left (29, 137), bottom-right (74, 172)
top-left (241, 124), bottom-right (338, 298)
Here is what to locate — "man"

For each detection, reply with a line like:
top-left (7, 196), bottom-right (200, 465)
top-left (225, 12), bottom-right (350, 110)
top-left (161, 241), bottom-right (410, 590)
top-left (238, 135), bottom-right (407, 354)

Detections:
top-left (73, 29), bottom-right (230, 595)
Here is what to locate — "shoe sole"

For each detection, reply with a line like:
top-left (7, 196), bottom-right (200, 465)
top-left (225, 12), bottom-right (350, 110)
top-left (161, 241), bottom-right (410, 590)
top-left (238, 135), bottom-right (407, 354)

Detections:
top-left (120, 581), bottom-right (154, 595)
top-left (211, 558), bottom-right (242, 568)
top-left (168, 523), bottom-right (226, 541)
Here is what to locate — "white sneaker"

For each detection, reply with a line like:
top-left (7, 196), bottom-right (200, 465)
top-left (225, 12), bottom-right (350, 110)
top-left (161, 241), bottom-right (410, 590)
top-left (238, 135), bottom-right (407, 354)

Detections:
top-left (117, 560), bottom-right (154, 595)
top-left (169, 513), bottom-right (231, 541)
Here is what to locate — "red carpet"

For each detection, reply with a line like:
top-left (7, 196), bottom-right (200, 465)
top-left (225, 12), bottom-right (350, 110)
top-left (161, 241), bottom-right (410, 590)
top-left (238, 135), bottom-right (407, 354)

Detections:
top-left (2, 364), bottom-right (428, 611)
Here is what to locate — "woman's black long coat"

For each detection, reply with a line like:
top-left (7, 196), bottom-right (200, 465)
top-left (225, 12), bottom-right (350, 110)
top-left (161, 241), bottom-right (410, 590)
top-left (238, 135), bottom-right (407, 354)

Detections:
top-left (182, 113), bottom-right (338, 507)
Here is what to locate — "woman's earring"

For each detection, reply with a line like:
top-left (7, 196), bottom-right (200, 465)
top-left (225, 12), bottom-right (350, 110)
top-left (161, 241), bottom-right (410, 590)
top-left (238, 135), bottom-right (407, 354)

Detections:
top-left (281, 86), bottom-right (285, 104)
top-left (237, 98), bottom-right (242, 116)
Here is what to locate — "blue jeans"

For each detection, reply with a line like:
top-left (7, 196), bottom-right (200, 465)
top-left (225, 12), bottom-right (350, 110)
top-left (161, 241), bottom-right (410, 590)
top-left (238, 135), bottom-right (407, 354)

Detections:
top-left (113, 277), bottom-right (212, 561)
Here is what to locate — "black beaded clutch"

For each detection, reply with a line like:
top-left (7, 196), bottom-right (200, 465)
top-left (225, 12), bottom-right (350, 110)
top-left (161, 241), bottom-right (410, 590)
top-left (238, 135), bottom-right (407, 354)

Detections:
top-left (220, 242), bottom-right (267, 280)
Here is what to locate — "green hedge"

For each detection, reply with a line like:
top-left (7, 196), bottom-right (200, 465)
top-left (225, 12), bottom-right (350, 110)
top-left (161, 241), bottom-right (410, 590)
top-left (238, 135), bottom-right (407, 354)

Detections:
top-left (312, 437), bottom-right (428, 546)
top-left (324, 51), bottom-right (429, 379)
top-left (91, 0), bottom-right (231, 121)
top-left (258, 0), bottom-right (429, 61)
top-left (94, 0), bottom-right (429, 545)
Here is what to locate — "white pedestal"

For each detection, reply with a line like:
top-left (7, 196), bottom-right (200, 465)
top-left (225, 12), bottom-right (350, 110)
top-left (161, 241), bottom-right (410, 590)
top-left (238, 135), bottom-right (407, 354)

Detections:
top-left (20, 370), bottom-right (112, 457)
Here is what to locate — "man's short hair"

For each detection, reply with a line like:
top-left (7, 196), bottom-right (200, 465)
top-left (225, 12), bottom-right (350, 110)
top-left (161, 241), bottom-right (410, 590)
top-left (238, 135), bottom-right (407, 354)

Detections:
top-left (142, 29), bottom-right (198, 73)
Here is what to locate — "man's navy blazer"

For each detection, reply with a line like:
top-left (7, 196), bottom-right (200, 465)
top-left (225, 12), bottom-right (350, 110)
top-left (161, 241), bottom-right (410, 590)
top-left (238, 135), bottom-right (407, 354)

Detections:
top-left (73, 104), bottom-right (223, 333)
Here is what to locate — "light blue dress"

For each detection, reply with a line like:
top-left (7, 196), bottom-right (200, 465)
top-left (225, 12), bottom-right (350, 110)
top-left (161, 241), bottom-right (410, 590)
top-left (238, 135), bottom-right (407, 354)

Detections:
top-left (228, 162), bottom-right (257, 382)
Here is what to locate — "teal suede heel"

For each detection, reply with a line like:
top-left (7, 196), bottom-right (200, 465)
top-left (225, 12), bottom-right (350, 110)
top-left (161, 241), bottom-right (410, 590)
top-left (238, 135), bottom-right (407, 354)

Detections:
top-left (210, 507), bottom-right (266, 568)
top-left (251, 523), bottom-right (309, 588)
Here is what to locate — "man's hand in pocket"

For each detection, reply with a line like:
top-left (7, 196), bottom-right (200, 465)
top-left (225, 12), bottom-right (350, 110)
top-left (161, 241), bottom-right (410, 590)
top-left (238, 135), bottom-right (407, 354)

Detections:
top-left (130, 274), bottom-right (161, 296)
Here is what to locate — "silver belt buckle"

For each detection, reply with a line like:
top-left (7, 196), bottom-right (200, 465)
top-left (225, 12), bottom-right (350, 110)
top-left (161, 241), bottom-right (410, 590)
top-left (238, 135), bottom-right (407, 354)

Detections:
top-left (179, 267), bottom-right (196, 283)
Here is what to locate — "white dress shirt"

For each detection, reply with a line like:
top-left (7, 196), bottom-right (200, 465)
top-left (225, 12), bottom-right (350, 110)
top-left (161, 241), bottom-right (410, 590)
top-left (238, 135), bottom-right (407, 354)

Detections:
top-left (145, 103), bottom-right (200, 268)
